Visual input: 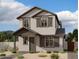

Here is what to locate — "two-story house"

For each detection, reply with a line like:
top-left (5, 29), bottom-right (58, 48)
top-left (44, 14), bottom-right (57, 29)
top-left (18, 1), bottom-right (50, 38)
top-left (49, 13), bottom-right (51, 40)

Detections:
top-left (14, 7), bottom-right (65, 52)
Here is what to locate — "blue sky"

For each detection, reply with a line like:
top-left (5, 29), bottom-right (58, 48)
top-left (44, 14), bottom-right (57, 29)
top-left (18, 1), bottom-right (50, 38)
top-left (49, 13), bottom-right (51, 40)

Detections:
top-left (17, 0), bottom-right (77, 12)
top-left (0, 0), bottom-right (78, 33)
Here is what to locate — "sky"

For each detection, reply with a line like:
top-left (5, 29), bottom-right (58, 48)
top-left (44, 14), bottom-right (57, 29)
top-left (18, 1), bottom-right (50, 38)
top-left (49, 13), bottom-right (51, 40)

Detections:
top-left (0, 0), bottom-right (78, 33)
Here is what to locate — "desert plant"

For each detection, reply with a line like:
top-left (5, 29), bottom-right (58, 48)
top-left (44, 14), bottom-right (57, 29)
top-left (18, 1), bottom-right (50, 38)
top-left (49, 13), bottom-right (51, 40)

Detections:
top-left (17, 55), bottom-right (24, 59)
top-left (51, 54), bottom-right (59, 59)
top-left (16, 52), bottom-right (24, 59)
top-left (0, 54), bottom-right (6, 56)
top-left (11, 49), bottom-right (16, 53)
top-left (47, 51), bottom-right (51, 53)
top-left (38, 54), bottom-right (47, 57)
top-left (64, 49), bottom-right (68, 52)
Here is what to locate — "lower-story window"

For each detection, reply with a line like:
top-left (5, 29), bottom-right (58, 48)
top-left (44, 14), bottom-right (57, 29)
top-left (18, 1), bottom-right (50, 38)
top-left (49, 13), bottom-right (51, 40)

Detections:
top-left (54, 37), bottom-right (59, 47)
top-left (40, 36), bottom-right (45, 47)
top-left (40, 36), bottom-right (59, 48)
top-left (46, 36), bottom-right (54, 48)
top-left (23, 37), bottom-right (28, 45)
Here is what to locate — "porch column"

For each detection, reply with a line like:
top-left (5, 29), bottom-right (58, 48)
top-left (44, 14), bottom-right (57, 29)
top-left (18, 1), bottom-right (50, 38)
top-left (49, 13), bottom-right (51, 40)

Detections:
top-left (59, 37), bottom-right (63, 48)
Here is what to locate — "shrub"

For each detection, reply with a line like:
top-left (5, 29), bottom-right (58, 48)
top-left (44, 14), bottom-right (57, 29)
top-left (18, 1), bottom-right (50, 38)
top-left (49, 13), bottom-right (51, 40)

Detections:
top-left (64, 49), bottom-right (68, 52)
top-left (15, 52), bottom-right (24, 59)
top-left (51, 54), bottom-right (59, 59)
top-left (11, 49), bottom-right (16, 53)
top-left (18, 55), bottom-right (24, 59)
top-left (47, 51), bottom-right (51, 53)
top-left (38, 54), bottom-right (47, 57)
top-left (0, 54), bottom-right (6, 56)
top-left (76, 49), bottom-right (78, 51)
top-left (29, 51), bottom-right (35, 53)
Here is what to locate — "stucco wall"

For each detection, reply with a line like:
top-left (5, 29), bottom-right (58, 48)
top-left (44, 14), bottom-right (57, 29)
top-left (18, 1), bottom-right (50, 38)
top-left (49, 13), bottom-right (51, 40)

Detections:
top-left (30, 16), bottom-right (56, 35)
top-left (18, 36), bottom-right (29, 52)
top-left (18, 34), bottom-right (64, 52)
top-left (19, 8), bottom-right (59, 35)
top-left (23, 8), bottom-right (41, 17)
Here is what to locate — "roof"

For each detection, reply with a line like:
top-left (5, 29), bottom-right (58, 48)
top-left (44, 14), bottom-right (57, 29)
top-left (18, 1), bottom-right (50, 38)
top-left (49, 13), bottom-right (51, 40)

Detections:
top-left (55, 28), bottom-right (65, 36)
top-left (17, 7), bottom-right (61, 25)
top-left (17, 7), bottom-right (41, 19)
top-left (14, 27), bottom-right (65, 37)
top-left (13, 27), bottom-right (40, 36)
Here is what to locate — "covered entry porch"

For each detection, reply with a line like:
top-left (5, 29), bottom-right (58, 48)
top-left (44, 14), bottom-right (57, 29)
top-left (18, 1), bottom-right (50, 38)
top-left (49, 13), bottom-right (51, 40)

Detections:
top-left (14, 27), bottom-right (40, 52)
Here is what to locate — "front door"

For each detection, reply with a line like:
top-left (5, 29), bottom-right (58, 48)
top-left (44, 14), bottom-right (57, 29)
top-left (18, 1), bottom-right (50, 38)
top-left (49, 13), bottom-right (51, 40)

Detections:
top-left (29, 37), bottom-right (36, 52)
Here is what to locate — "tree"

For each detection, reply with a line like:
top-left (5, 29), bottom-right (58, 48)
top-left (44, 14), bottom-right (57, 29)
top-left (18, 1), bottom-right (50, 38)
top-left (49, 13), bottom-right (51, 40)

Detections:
top-left (0, 32), bottom-right (6, 42)
top-left (66, 29), bottom-right (78, 42)
top-left (73, 29), bottom-right (78, 41)
top-left (0, 31), bottom-right (14, 42)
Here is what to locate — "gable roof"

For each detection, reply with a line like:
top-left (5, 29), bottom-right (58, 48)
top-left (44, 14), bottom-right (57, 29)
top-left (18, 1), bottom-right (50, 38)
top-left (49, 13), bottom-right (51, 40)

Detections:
top-left (17, 7), bottom-right (61, 25)
top-left (13, 27), bottom-right (40, 36)
top-left (17, 7), bottom-right (41, 19)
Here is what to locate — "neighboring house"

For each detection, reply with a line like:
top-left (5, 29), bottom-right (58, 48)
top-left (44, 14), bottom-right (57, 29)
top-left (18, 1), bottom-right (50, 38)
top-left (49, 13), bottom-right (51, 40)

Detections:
top-left (14, 7), bottom-right (65, 52)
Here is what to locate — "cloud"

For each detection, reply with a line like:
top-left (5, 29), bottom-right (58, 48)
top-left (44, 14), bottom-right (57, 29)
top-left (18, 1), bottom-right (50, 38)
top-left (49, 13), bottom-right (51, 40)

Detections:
top-left (56, 10), bottom-right (78, 27)
top-left (56, 10), bottom-right (78, 33)
top-left (0, 0), bottom-right (30, 31)
top-left (0, 0), bottom-right (30, 22)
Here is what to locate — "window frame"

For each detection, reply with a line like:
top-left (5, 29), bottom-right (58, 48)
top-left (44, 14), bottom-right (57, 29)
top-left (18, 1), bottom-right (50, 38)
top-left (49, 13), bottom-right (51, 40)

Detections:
top-left (40, 36), bottom-right (59, 48)
top-left (36, 15), bottom-right (53, 27)
top-left (23, 17), bottom-right (30, 28)
top-left (23, 37), bottom-right (28, 45)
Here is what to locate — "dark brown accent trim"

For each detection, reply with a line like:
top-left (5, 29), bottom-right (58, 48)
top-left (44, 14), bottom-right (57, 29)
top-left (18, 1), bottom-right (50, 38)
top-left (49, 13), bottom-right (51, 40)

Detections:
top-left (32, 10), bottom-right (45, 17)
top-left (32, 9), bottom-right (61, 25)
top-left (17, 6), bottom-right (61, 25)
top-left (13, 27), bottom-right (40, 36)
top-left (17, 7), bottom-right (42, 19)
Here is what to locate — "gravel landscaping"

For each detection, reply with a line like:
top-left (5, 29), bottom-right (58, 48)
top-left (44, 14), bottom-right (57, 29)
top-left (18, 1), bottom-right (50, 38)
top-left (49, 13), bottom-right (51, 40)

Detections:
top-left (0, 51), bottom-right (78, 59)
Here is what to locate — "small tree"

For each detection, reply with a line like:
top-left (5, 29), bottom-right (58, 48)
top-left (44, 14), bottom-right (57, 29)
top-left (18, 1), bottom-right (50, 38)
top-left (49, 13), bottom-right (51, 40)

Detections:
top-left (66, 29), bottom-right (78, 42)
top-left (73, 29), bottom-right (78, 41)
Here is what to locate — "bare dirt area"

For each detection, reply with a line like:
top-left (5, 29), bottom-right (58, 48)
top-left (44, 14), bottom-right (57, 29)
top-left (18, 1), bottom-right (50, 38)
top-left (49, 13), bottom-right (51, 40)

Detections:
top-left (23, 52), bottom-right (78, 59)
top-left (0, 52), bottom-right (77, 59)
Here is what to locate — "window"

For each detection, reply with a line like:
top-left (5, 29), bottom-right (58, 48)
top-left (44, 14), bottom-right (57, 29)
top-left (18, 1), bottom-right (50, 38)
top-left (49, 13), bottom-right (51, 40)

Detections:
top-left (23, 17), bottom-right (30, 28)
top-left (36, 16), bottom-right (53, 27)
top-left (36, 17), bottom-right (41, 27)
top-left (40, 36), bottom-right (45, 47)
top-left (40, 36), bottom-right (59, 48)
top-left (23, 37), bottom-right (28, 44)
top-left (48, 17), bottom-right (52, 26)
top-left (40, 36), bottom-right (54, 48)
top-left (46, 36), bottom-right (54, 48)
top-left (54, 37), bottom-right (59, 47)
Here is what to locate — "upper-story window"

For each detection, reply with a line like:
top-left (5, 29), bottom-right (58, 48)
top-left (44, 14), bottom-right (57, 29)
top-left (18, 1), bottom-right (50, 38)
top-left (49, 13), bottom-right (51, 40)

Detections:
top-left (36, 16), bottom-right (53, 27)
top-left (23, 17), bottom-right (30, 28)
